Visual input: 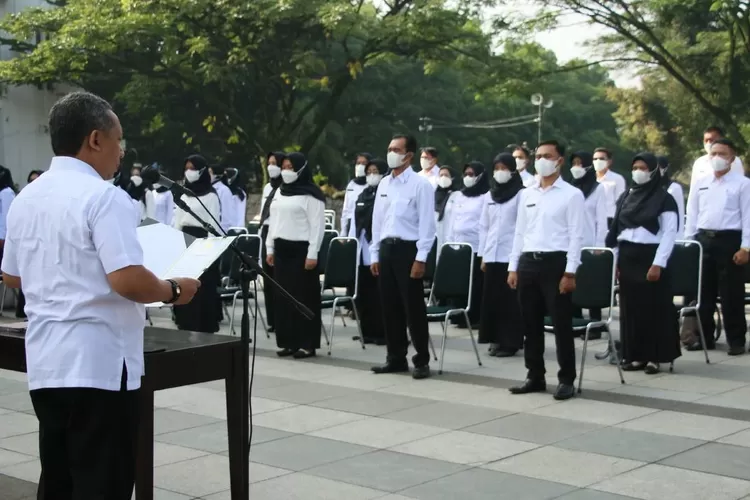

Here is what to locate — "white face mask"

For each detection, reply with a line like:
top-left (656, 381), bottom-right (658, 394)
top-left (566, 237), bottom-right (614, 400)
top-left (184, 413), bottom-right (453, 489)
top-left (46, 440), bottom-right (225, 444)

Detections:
top-left (153, 183), bottom-right (161, 189)
top-left (131, 175), bottom-right (143, 187)
top-left (463, 176), bottom-right (477, 188)
top-left (711, 156), bottom-right (730, 172)
top-left (535, 158), bottom-right (559, 178)
top-left (354, 163), bottom-right (366, 178)
top-left (570, 166), bottom-right (587, 180)
top-left (705, 142), bottom-right (714, 155)
top-left (515, 158), bottom-right (527, 171)
top-left (631, 169), bottom-right (652, 185)
top-left (420, 158), bottom-right (433, 171)
top-left (185, 169), bottom-right (201, 183)
top-left (281, 169), bottom-right (298, 184)
top-left (267, 164), bottom-right (281, 178)
top-left (493, 170), bottom-right (511, 184)
top-left (593, 159), bottom-right (608, 172)
top-left (366, 173), bottom-right (382, 187)
top-left (387, 151), bottom-right (406, 169)
top-left (437, 176), bottom-right (452, 189)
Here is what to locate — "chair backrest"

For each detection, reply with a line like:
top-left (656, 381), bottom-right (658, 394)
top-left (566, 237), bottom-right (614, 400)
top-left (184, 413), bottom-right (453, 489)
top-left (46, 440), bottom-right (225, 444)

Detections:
top-left (573, 248), bottom-right (616, 309)
top-left (430, 243), bottom-right (473, 306)
top-left (228, 227), bottom-right (248, 236)
top-left (667, 239), bottom-right (702, 303)
top-left (323, 237), bottom-right (359, 291)
top-left (423, 238), bottom-right (438, 282)
top-left (317, 230), bottom-right (339, 274)
top-left (324, 209), bottom-right (336, 227)
top-left (246, 221), bottom-right (260, 235)
top-left (228, 234), bottom-right (262, 283)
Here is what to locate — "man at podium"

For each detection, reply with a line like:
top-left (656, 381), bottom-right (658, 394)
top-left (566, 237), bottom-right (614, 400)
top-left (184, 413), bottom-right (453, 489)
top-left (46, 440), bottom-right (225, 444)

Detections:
top-left (0, 91), bottom-right (200, 500)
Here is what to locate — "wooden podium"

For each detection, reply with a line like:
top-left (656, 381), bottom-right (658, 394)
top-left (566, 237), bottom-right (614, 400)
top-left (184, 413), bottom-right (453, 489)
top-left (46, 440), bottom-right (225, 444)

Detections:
top-left (0, 326), bottom-right (249, 500)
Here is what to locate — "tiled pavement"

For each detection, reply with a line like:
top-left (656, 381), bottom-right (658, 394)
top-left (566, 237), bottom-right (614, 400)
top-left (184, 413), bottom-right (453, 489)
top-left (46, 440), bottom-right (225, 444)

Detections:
top-left (4, 305), bottom-right (750, 499)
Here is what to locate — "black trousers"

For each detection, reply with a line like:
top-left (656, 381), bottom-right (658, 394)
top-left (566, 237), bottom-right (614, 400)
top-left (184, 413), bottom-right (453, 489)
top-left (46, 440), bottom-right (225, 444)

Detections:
top-left (30, 366), bottom-right (139, 500)
top-left (697, 230), bottom-right (747, 348)
top-left (16, 289), bottom-right (26, 318)
top-left (478, 262), bottom-right (522, 351)
top-left (355, 264), bottom-right (385, 341)
top-left (517, 252), bottom-right (576, 384)
top-left (378, 239), bottom-right (430, 367)
top-left (260, 225), bottom-right (276, 329)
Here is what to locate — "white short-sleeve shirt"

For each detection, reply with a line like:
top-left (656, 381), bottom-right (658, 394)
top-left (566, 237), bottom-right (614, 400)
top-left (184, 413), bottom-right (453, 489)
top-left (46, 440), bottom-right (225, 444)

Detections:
top-left (1, 156), bottom-right (146, 391)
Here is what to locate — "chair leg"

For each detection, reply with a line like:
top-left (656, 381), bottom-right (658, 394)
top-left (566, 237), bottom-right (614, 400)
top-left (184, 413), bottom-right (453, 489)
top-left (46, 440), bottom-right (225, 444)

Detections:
top-left (327, 299), bottom-right (338, 355)
top-left (230, 291), bottom-right (240, 336)
top-left (351, 300), bottom-right (365, 350)
top-left (608, 324), bottom-right (625, 385)
top-left (694, 309), bottom-right (711, 364)
top-left (222, 303), bottom-right (230, 324)
top-left (0, 285), bottom-right (6, 316)
top-left (253, 282), bottom-right (269, 338)
top-left (339, 306), bottom-right (347, 328)
top-left (463, 310), bottom-right (482, 367)
top-left (578, 324), bottom-right (592, 394)
top-left (428, 333), bottom-right (438, 361)
top-left (146, 309), bottom-right (153, 326)
top-left (439, 313), bottom-right (451, 374)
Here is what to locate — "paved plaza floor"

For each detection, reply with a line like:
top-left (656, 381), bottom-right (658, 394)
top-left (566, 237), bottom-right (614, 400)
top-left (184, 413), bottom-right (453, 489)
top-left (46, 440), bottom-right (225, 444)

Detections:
top-left (4, 304), bottom-right (750, 499)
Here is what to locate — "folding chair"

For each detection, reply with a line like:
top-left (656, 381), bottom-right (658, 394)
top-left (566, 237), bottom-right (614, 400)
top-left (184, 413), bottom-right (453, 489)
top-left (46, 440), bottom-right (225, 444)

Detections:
top-left (426, 242), bottom-right (482, 374)
top-left (320, 237), bottom-right (365, 355)
top-left (324, 209), bottom-right (336, 230)
top-left (246, 221), bottom-right (260, 235)
top-left (423, 238), bottom-right (438, 301)
top-left (218, 234), bottom-right (268, 337)
top-left (317, 229), bottom-right (346, 325)
top-left (669, 239), bottom-right (710, 365)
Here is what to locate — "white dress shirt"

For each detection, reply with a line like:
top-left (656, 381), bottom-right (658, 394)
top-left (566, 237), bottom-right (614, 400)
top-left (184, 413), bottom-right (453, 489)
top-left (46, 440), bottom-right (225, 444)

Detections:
top-left (597, 169), bottom-right (627, 218)
top-left (341, 180), bottom-right (367, 234)
top-left (146, 189), bottom-right (174, 226)
top-left (435, 191), bottom-right (456, 257)
top-left (233, 193), bottom-right (247, 228)
top-left (418, 166), bottom-right (440, 190)
top-left (667, 181), bottom-right (685, 236)
top-left (444, 191), bottom-right (484, 253)
top-left (213, 181), bottom-right (233, 231)
top-left (0, 187), bottom-right (16, 240)
top-left (581, 184), bottom-right (608, 247)
top-left (347, 207), bottom-right (372, 267)
top-left (508, 176), bottom-right (585, 274)
top-left (690, 154), bottom-right (744, 190)
top-left (478, 191), bottom-right (521, 263)
top-left (266, 193), bottom-right (325, 259)
top-left (173, 192), bottom-right (222, 234)
top-left (519, 170), bottom-right (536, 188)
top-left (685, 170), bottom-right (750, 248)
top-left (1, 157), bottom-right (146, 391)
top-left (617, 211), bottom-right (678, 268)
top-left (258, 183), bottom-right (277, 226)
top-left (370, 167), bottom-right (436, 263)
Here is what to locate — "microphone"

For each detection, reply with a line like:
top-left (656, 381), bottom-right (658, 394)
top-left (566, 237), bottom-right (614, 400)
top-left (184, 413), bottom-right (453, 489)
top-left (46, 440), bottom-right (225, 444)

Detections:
top-left (141, 164), bottom-right (195, 197)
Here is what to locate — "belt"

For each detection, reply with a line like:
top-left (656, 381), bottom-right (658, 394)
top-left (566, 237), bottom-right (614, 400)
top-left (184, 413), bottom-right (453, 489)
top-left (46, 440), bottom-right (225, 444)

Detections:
top-left (521, 251), bottom-right (566, 261)
top-left (698, 229), bottom-right (741, 239)
top-left (381, 237), bottom-right (417, 245)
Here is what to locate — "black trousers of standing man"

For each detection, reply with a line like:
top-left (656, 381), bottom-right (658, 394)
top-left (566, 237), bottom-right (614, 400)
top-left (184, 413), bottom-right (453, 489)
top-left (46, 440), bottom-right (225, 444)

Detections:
top-left (378, 238), bottom-right (431, 367)
top-left (517, 252), bottom-right (576, 384)
top-left (30, 363), bottom-right (139, 500)
top-left (697, 230), bottom-right (747, 349)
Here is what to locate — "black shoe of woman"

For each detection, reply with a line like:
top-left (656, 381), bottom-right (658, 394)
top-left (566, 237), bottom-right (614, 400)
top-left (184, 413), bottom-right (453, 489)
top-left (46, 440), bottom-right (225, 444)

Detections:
top-left (277, 348), bottom-right (297, 357)
top-left (621, 361), bottom-right (645, 371)
top-left (644, 362), bottom-right (660, 375)
top-left (293, 349), bottom-right (316, 359)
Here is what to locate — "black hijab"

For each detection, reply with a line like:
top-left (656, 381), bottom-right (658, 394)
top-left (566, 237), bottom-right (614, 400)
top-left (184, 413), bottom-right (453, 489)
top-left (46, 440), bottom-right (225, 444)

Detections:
top-left (126, 178), bottom-right (147, 202)
top-left (461, 161), bottom-right (490, 198)
top-left (149, 164), bottom-right (170, 193)
top-left (226, 168), bottom-right (246, 201)
top-left (354, 158), bottom-right (388, 242)
top-left (606, 152), bottom-right (677, 247)
top-left (183, 154), bottom-right (215, 197)
top-left (353, 152), bottom-right (372, 186)
top-left (279, 152), bottom-right (326, 202)
top-left (211, 163), bottom-right (228, 187)
top-left (0, 166), bottom-right (16, 193)
top-left (657, 155), bottom-right (671, 188)
top-left (490, 153), bottom-right (524, 204)
top-left (435, 166), bottom-right (457, 221)
top-left (569, 151), bottom-right (598, 198)
top-left (260, 152), bottom-right (286, 226)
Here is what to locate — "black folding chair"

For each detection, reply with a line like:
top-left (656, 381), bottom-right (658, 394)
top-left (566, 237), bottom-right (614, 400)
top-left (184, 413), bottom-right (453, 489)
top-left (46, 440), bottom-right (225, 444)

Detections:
top-left (218, 234), bottom-right (267, 337)
top-left (246, 221), bottom-right (260, 235)
top-left (423, 238), bottom-right (438, 300)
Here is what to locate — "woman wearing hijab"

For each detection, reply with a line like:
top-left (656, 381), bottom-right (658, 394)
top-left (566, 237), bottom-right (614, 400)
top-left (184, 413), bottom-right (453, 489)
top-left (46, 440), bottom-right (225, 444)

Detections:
top-left (434, 166), bottom-right (457, 252)
top-left (478, 153), bottom-right (525, 357)
top-left (341, 153), bottom-right (371, 234)
top-left (145, 163), bottom-right (175, 225)
top-left (266, 152), bottom-right (325, 358)
top-left (444, 161), bottom-right (490, 326)
top-left (126, 166), bottom-right (148, 221)
top-left (606, 152), bottom-right (680, 374)
top-left (657, 156), bottom-right (685, 235)
top-left (226, 167), bottom-right (247, 228)
top-left (570, 151), bottom-right (608, 327)
top-left (349, 158), bottom-right (388, 344)
top-left (172, 154), bottom-right (223, 333)
top-left (258, 152), bottom-right (285, 332)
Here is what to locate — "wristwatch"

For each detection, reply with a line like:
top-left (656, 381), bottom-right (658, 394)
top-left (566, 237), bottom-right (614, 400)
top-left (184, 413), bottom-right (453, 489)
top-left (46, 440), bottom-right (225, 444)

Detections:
top-left (164, 279), bottom-right (181, 304)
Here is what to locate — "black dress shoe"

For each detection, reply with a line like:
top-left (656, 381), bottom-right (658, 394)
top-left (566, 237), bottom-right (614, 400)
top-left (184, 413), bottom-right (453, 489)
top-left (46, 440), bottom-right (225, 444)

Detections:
top-left (553, 383), bottom-right (575, 401)
top-left (728, 346), bottom-right (746, 356)
top-left (371, 362), bottom-right (409, 374)
top-left (374, 338), bottom-right (387, 346)
top-left (494, 350), bottom-right (518, 358)
top-left (412, 365), bottom-right (431, 380)
top-left (293, 349), bottom-right (316, 359)
top-left (276, 348), bottom-right (297, 357)
top-left (509, 379), bottom-right (546, 395)
top-left (686, 342), bottom-right (714, 351)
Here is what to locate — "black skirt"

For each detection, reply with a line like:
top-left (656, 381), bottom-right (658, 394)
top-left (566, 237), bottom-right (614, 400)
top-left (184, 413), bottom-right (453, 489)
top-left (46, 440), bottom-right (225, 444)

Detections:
top-left (355, 264), bottom-right (385, 341)
top-left (173, 226), bottom-right (222, 334)
top-left (260, 225), bottom-right (276, 329)
top-left (618, 242), bottom-right (681, 363)
top-left (273, 238), bottom-right (322, 351)
top-left (478, 262), bottom-right (523, 351)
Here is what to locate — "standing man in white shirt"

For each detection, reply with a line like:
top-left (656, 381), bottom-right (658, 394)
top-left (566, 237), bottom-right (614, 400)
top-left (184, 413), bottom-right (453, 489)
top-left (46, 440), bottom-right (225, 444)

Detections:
top-left (685, 138), bottom-right (750, 355)
top-left (371, 134), bottom-right (436, 379)
top-left (507, 140), bottom-right (585, 401)
top-left (690, 126), bottom-right (745, 190)
top-left (209, 164), bottom-right (233, 231)
top-left (593, 147), bottom-right (627, 228)
top-left (340, 153), bottom-right (371, 235)
top-left (418, 147), bottom-right (440, 189)
top-left (512, 144), bottom-right (537, 188)
top-left (0, 91), bottom-right (200, 500)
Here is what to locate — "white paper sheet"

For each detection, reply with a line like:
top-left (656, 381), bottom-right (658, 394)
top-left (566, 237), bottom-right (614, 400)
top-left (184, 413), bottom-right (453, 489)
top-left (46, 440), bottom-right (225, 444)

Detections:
top-left (162, 237), bottom-right (235, 280)
top-left (137, 223), bottom-right (188, 279)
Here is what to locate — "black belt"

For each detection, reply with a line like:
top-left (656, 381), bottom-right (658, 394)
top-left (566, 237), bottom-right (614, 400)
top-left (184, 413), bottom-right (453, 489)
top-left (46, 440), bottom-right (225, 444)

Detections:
top-left (698, 229), bottom-right (741, 239)
top-left (521, 251), bottom-right (566, 261)
top-left (381, 237), bottom-right (417, 245)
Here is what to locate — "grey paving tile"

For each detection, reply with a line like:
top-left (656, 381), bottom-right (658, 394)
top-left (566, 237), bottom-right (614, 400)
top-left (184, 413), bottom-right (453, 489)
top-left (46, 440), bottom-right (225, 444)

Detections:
top-left (305, 450), bottom-right (466, 493)
top-left (157, 422), bottom-right (231, 453)
top-left (400, 468), bottom-right (575, 500)
top-left (382, 401), bottom-right (512, 430)
top-left (0, 392), bottom-right (34, 413)
top-left (556, 427), bottom-right (705, 462)
top-left (660, 443), bottom-right (750, 481)
top-left (0, 413), bottom-right (37, 439)
top-left (207, 472), bottom-right (386, 499)
top-left (254, 381), bottom-right (361, 404)
top-left (250, 435), bottom-right (376, 471)
top-left (0, 472), bottom-right (37, 500)
top-left (249, 375), bottom-right (299, 390)
top-left (0, 448), bottom-right (34, 468)
top-left (556, 489), bottom-right (638, 500)
top-left (463, 414), bottom-right (601, 445)
top-left (313, 391), bottom-right (433, 416)
top-left (0, 379), bottom-right (28, 396)
top-left (0, 458), bottom-right (40, 482)
top-left (250, 426), bottom-right (296, 445)
top-left (0, 432), bottom-right (38, 457)
top-left (153, 408), bottom-right (223, 435)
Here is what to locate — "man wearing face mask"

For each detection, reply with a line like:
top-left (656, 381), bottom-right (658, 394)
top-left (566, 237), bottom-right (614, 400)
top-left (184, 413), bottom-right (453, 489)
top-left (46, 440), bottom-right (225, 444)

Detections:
top-left (418, 147), bottom-right (440, 189)
top-left (685, 139), bottom-right (750, 355)
top-left (507, 140), bottom-right (585, 400)
top-left (341, 153), bottom-right (372, 235)
top-left (511, 145), bottom-right (536, 188)
top-left (208, 164), bottom-right (234, 232)
top-left (593, 148), bottom-right (626, 228)
top-left (690, 126), bottom-right (745, 191)
top-left (370, 134), bottom-right (436, 379)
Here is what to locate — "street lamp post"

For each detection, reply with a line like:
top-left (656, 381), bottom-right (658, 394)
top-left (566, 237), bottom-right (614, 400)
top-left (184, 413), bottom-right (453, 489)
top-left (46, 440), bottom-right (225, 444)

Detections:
top-left (530, 94), bottom-right (554, 145)
top-left (418, 116), bottom-right (433, 145)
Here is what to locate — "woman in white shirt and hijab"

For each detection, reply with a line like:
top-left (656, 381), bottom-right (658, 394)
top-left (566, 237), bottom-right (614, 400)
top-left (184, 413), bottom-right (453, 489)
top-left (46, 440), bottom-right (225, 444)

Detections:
top-left (225, 167), bottom-right (247, 228)
top-left (258, 152), bottom-right (285, 332)
top-left (341, 153), bottom-right (371, 234)
top-left (266, 152), bottom-right (326, 358)
top-left (434, 166), bottom-right (457, 254)
top-left (145, 163), bottom-right (175, 226)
